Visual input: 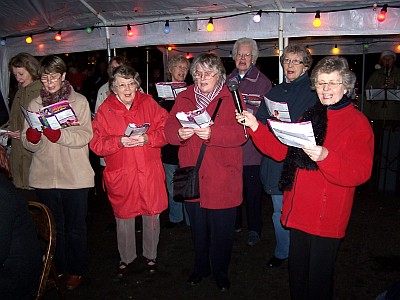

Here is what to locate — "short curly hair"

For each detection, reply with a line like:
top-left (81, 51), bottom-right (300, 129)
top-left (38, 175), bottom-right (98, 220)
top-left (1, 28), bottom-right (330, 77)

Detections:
top-left (232, 37), bottom-right (259, 63)
top-left (167, 55), bottom-right (190, 81)
top-left (190, 53), bottom-right (226, 83)
top-left (280, 44), bottom-right (313, 69)
top-left (310, 56), bottom-right (356, 97)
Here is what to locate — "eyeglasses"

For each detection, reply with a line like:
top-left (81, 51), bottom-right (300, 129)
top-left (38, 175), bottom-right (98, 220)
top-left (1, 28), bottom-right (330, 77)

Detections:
top-left (236, 53), bottom-right (252, 60)
top-left (193, 71), bottom-right (217, 80)
top-left (41, 73), bottom-right (61, 83)
top-left (282, 58), bottom-right (303, 65)
top-left (316, 81), bottom-right (343, 89)
top-left (116, 82), bottom-right (136, 90)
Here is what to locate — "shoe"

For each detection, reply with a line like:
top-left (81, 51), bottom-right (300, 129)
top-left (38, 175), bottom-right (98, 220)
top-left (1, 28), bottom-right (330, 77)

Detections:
top-left (247, 231), bottom-right (261, 246)
top-left (66, 275), bottom-right (82, 290)
top-left (216, 278), bottom-right (230, 292)
top-left (187, 273), bottom-right (203, 286)
top-left (266, 256), bottom-right (286, 268)
top-left (116, 261), bottom-right (130, 278)
top-left (145, 258), bottom-right (157, 274)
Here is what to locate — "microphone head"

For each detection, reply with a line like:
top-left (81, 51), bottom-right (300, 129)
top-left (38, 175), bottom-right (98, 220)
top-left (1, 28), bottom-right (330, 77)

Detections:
top-left (228, 82), bottom-right (238, 92)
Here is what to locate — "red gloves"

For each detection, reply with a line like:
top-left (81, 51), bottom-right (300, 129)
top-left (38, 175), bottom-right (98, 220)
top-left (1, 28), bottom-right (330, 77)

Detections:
top-left (43, 128), bottom-right (61, 143)
top-left (26, 128), bottom-right (41, 144)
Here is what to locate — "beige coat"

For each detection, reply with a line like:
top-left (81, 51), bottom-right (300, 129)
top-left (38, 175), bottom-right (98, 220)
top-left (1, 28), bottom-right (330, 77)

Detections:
top-left (21, 89), bottom-right (94, 189)
top-left (8, 80), bottom-right (41, 189)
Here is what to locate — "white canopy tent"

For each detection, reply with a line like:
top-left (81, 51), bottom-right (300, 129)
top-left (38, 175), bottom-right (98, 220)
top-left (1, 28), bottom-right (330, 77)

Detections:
top-left (0, 0), bottom-right (399, 105)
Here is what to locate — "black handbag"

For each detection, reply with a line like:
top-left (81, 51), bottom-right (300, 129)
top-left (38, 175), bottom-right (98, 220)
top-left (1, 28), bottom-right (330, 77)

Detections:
top-left (173, 98), bottom-right (223, 201)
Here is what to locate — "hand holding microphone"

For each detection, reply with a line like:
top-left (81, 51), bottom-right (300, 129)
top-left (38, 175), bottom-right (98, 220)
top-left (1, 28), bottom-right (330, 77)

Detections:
top-left (228, 81), bottom-right (247, 138)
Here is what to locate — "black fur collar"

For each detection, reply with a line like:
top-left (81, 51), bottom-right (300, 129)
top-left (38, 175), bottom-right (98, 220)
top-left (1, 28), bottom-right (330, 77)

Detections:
top-left (279, 96), bottom-right (351, 191)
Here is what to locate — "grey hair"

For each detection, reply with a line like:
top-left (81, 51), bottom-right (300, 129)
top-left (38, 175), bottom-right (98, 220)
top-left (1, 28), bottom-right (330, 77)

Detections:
top-left (167, 55), bottom-right (190, 81)
top-left (190, 53), bottom-right (226, 83)
top-left (310, 56), bottom-right (356, 97)
top-left (232, 37), bottom-right (259, 63)
top-left (110, 65), bottom-right (141, 92)
top-left (280, 44), bottom-right (313, 69)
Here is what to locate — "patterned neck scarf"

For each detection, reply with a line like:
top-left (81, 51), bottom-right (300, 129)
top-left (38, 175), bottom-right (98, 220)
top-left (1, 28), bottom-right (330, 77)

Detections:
top-left (40, 80), bottom-right (72, 107)
top-left (194, 79), bottom-right (224, 109)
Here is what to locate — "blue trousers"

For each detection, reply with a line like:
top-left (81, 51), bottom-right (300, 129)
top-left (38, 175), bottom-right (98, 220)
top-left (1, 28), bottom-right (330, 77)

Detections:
top-left (163, 163), bottom-right (189, 225)
top-left (35, 188), bottom-right (89, 276)
top-left (271, 194), bottom-right (290, 259)
top-left (184, 202), bottom-right (236, 281)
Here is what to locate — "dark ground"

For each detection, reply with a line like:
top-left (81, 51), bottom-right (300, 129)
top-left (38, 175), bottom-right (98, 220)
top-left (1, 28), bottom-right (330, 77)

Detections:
top-left (43, 181), bottom-right (400, 300)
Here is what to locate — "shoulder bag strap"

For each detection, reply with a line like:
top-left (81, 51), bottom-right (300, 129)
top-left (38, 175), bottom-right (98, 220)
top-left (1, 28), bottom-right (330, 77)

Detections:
top-left (195, 97), bottom-right (223, 170)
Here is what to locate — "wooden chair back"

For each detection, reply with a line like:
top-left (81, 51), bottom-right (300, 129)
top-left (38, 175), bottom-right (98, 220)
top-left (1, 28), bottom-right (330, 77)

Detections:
top-left (28, 201), bottom-right (64, 300)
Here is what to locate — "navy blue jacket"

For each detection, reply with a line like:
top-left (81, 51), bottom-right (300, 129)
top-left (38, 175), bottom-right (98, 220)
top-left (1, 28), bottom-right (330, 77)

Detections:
top-left (256, 73), bottom-right (318, 194)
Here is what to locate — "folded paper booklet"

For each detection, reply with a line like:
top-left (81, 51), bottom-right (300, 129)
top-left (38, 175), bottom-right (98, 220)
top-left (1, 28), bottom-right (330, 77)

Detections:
top-left (242, 93), bottom-right (263, 107)
top-left (267, 119), bottom-right (316, 148)
top-left (21, 100), bottom-right (79, 132)
top-left (264, 97), bottom-right (291, 122)
top-left (124, 123), bottom-right (150, 136)
top-left (156, 82), bottom-right (187, 99)
top-left (176, 108), bottom-right (213, 128)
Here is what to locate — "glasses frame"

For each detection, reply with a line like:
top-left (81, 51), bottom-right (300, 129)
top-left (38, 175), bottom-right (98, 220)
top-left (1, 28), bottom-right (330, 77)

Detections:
top-left (115, 81), bottom-right (137, 91)
top-left (315, 81), bottom-right (344, 89)
top-left (236, 53), bottom-right (253, 60)
top-left (193, 71), bottom-right (217, 80)
top-left (282, 58), bottom-right (304, 65)
top-left (40, 73), bottom-right (62, 84)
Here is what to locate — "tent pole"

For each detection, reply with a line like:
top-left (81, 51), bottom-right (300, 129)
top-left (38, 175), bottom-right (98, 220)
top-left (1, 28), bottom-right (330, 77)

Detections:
top-left (146, 50), bottom-right (149, 94)
top-left (360, 44), bottom-right (367, 113)
top-left (79, 0), bottom-right (111, 62)
top-left (278, 13), bottom-right (284, 83)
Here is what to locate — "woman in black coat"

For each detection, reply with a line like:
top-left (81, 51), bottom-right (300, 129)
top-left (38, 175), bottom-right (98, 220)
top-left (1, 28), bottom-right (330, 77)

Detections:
top-left (0, 146), bottom-right (42, 300)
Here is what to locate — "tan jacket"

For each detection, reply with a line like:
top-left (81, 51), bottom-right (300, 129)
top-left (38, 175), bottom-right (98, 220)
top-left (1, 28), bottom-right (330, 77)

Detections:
top-left (8, 80), bottom-right (42, 189)
top-left (21, 89), bottom-right (94, 189)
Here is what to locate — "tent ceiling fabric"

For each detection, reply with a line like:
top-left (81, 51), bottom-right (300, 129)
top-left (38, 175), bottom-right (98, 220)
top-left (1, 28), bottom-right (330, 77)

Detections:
top-left (0, 0), bottom-right (400, 99)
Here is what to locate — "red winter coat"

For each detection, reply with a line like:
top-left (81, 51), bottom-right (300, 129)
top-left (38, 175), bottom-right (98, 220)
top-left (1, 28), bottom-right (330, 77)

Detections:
top-left (164, 84), bottom-right (248, 209)
top-left (90, 92), bottom-right (168, 218)
top-left (250, 102), bottom-right (374, 238)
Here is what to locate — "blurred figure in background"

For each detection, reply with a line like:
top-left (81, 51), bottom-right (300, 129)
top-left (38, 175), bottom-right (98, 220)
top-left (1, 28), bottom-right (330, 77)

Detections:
top-left (160, 55), bottom-right (191, 228)
top-left (7, 53), bottom-right (41, 198)
top-left (0, 145), bottom-right (42, 300)
top-left (227, 37), bottom-right (272, 246)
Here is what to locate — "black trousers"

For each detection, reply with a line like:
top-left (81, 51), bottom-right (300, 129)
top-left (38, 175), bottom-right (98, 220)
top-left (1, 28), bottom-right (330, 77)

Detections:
top-left (184, 201), bottom-right (236, 281)
top-left (235, 165), bottom-right (263, 235)
top-left (289, 229), bottom-right (341, 300)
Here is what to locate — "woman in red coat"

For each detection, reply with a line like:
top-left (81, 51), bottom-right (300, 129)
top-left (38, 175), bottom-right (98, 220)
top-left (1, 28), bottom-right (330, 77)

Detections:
top-left (90, 66), bottom-right (168, 276)
top-left (237, 56), bottom-right (374, 299)
top-left (164, 53), bottom-right (247, 291)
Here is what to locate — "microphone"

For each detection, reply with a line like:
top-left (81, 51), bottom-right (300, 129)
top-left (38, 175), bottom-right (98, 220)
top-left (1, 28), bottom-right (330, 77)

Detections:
top-left (227, 80), bottom-right (247, 138)
top-left (227, 81), bottom-right (243, 114)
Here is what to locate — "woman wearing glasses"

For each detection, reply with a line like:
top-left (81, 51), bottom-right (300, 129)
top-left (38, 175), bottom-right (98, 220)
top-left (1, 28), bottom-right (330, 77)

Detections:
top-left (237, 56), bottom-right (374, 299)
top-left (226, 37), bottom-right (272, 246)
top-left (164, 53), bottom-right (247, 291)
top-left (21, 55), bottom-right (94, 290)
top-left (256, 43), bottom-right (318, 269)
top-left (90, 66), bottom-right (168, 277)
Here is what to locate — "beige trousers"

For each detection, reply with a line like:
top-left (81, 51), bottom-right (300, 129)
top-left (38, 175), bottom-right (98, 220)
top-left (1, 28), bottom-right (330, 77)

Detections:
top-left (115, 214), bottom-right (160, 264)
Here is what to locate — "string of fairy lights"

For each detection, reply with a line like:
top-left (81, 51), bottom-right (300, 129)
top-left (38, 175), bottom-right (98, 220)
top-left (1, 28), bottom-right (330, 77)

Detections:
top-left (1, 2), bottom-right (399, 54)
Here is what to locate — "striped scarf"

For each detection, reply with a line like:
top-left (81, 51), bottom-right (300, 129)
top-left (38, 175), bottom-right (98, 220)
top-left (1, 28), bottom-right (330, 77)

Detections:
top-left (194, 79), bottom-right (224, 109)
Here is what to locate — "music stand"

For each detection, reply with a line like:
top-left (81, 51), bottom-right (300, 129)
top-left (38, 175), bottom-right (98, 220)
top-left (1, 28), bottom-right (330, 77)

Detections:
top-left (366, 88), bottom-right (400, 102)
top-left (365, 88), bottom-right (400, 193)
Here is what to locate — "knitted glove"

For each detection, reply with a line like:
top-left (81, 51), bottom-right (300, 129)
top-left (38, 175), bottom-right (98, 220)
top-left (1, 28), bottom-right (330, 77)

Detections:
top-left (26, 128), bottom-right (41, 144)
top-left (43, 128), bottom-right (61, 143)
